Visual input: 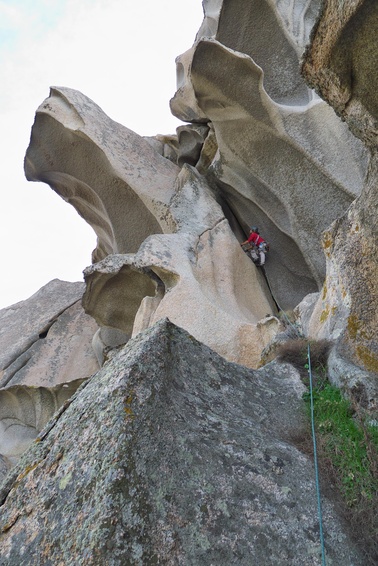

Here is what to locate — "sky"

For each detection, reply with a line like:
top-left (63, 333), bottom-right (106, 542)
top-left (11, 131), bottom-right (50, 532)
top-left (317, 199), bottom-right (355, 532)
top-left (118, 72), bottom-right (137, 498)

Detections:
top-left (0, 0), bottom-right (204, 309)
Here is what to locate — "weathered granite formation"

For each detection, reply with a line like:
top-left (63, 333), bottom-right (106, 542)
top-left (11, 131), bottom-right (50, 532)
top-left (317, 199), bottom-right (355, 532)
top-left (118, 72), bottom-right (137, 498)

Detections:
top-left (0, 320), bottom-right (364, 565)
top-left (301, 0), bottom-right (378, 407)
top-left (24, 87), bottom-right (278, 369)
top-left (0, 279), bottom-right (99, 388)
top-left (0, 379), bottom-right (85, 483)
top-left (170, 0), bottom-right (368, 309)
top-left (23, 1), bottom-right (373, 383)
top-left (0, 280), bottom-right (99, 480)
top-left (0, 1), bottom-right (376, 562)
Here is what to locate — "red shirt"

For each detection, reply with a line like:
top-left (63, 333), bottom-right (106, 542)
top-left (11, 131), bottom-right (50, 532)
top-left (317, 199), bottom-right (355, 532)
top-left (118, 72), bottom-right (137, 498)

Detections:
top-left (247, 231), bottom-right (265, 246)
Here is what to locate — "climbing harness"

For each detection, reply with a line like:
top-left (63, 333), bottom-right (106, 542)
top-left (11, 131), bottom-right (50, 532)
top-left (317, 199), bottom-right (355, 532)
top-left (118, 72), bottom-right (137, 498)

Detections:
top-left (262, 266), bottom-right (327, 565)
top-left (241, 241), bottom-right (269, 267)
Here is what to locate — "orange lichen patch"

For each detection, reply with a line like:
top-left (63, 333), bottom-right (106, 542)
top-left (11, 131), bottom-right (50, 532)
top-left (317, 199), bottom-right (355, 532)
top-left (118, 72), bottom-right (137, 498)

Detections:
top-left (320, 305), bottom-right (330, 323)
top-left (124, 406), bottom-right (134, 418)
top-left (124, 393), bottom-right (135, 421)
top-left (322, 283), bottom-right (327, 300)
top-left (14, 462), bottom-right (40, 486)
top-left (323, 235), bottom-right (332, 248)
top-left (1, 512), bottom-right (20, 533)
top-left (322, 232), bottom-right (333, 256)
top-left (356, 345), bottom-right (378, 373)
top-left (46, 451), bottom-right (64, 475)
top-left (347, 315), bottom-right (373, 341)
top-left (347, 314), bottom-right (360, 340)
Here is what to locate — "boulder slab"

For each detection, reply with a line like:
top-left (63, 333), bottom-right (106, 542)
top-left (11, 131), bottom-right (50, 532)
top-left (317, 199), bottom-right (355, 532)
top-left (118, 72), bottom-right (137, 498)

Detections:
top-left (0, 320), bottom-right (364, 565)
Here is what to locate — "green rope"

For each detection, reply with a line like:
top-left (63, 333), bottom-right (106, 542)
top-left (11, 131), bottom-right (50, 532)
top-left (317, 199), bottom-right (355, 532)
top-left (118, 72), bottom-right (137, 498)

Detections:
top-left (261, 266), bottom-right (327, 562)
top-left (307, 343), bottom-right (327, 566)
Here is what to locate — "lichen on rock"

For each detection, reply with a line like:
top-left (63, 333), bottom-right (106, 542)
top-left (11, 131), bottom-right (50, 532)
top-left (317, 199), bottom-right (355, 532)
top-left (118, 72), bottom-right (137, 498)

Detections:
top-left (0, 320), bottom-right (364, 565)
top-left (302, 0), bottom-right (378, 407)
top-left (2, 0), bottom-right (378, 561)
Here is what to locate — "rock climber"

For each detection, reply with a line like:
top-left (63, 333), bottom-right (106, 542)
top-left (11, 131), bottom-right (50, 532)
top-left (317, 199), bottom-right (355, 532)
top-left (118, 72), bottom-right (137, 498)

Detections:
top-left (241, 226), bottom-right (266, 249)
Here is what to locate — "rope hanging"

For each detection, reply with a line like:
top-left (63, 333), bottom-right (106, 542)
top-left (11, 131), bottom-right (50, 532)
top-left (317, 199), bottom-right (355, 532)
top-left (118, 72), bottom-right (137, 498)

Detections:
top-left (307, 343), bottom-right (327, 566)
top-left (261, 266), bottom-right (327, 563)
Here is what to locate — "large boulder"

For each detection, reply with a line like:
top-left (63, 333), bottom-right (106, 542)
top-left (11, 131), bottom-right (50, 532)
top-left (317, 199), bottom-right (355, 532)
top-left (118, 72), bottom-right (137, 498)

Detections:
top-left (0, 320), bottom-right (364, 565)
top-left (0, 279), bottom-right (99, 479)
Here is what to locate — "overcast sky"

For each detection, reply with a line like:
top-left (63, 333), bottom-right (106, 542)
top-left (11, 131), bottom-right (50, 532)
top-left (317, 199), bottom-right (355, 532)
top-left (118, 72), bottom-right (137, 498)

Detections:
top-left (0, 0), bottom-right (203, 309)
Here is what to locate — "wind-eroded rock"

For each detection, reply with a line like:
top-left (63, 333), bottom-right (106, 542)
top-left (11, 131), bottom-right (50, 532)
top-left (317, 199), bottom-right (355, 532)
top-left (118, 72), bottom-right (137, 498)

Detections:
top-left (82, 222), bottom-right (279, 368)
top-left (0, 320), bottom-right (363, 565)
top-left (0, 279), bottom-right (98, 388)
top-left (24, 89), bottom-right (279, 368)
top-left (23, 2), bottom-right (372, 370)
top-left (0, 379), bottom-right (85, 483)
top-left (25, 87), bottom-right (179, 262)
top-left (170, 0), bottom-right (368, 309)
top-left (0, 280), bottom-right (99, 479)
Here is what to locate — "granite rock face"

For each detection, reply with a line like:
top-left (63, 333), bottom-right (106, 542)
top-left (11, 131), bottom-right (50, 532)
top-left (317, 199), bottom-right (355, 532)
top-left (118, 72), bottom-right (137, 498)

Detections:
top-left (2, 2), bottom-right (376, 560)
top-left (171, 0), bottom-right (368, 310)
top-left (0, 279), bottom-right (98, 388)
top-left (25, 88), bottom-right (179, 263)
top-left (0, 379), bottom-right (85, 483)
top-left (0, 280), bottom-right (99, 480)
top-left (0, 320), bottom-right (364, 565)
top-left (24, 87), bottom-right (278, 369)
top-left (23, 1), bottom-right (372, 373)
top-left (302, 0), bottom-right (378, 407)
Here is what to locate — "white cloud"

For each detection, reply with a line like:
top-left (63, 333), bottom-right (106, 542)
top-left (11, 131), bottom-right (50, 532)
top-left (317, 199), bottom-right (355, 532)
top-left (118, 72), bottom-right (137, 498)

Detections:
top-left (0, 0), bottom-right (203, 309)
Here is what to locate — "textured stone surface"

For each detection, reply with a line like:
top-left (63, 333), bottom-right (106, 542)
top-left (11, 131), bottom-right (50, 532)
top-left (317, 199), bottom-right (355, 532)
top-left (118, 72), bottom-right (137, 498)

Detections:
top-left (0, 379), bottom-right (85, 483)
top-left (170, 0), bottom-right (368, 309)
top-left (0, 280), bottom-right (98, 388)
top-left (82, 222), bottom-right (279, 368)
top-left (25, 95), bottom-right (279, 368)
top-left (6, 3), bottom-right (376, 562)
top-left (0, 280), bottom-right (99, 478)
top-left (23, 2), bottom-right (372, 371)
top-left (302, 0), bottom-right (378, 147)
top-left (301, 0), bottom-right (378, 405)
top-left (2, 300), bottom-right (98, 388)
top-left (24, 87), bottom-right (180, 263)
top-left (20, 2), bottom-right (377, 382)
top-left (0, 320), bottom-right (364, 565)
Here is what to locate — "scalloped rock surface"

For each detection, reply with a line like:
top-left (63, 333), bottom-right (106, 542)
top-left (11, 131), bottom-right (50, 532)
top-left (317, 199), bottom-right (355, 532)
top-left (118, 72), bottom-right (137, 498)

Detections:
top-left (170, 0), bottom-right (368, 309)
top-left (24, 88), bottom-right (278, 369)
top-left (0, 379), bottom-right (85, 483)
